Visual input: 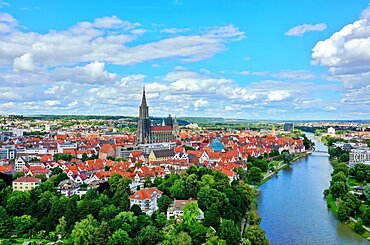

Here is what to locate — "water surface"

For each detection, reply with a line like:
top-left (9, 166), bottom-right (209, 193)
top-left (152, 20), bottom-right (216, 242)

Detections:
top-left (257, 132), bottom-right (369, 244)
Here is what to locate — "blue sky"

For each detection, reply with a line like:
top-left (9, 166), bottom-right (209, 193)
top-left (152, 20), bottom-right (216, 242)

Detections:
top-left (0, 0), bottom-right (369, 119)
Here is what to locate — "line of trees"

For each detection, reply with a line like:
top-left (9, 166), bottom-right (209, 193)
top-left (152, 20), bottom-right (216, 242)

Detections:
top-left (0, 165), bottom-right (269, 244)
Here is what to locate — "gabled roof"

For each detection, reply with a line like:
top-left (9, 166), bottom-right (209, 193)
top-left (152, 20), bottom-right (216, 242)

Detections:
top-left (13, 176), bottom-right (41, 183)
top-left (130, 187), bottom-right (163, 200)
top-left (152, 149), bottom-right (175, 158)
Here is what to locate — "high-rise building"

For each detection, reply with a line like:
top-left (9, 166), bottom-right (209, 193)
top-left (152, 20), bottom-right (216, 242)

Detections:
top-left (284, 123), bottom-right (294, 132)
top-left (136, 87), bottom-right (180, 144)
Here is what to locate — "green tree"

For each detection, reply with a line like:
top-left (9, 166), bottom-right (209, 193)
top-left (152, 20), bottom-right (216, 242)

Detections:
top-left (248, 167), bottom-right (263, 184)
top-left (170, 179), bottom-right (187, 199)
top-left (331, 172), bottom-right (347, 183)
top-left (281, 152), bottom-right (293, 164)
top-left (158, 195), bottom-right (172, 213)
top-left (51, 167), bottom-right (63, 175)
top-left (110, 211), bottom-right (137, 234)
top-left (96, 220), bottom-right (111, 245)
top-left (332, 163), bottom-right (349, 176)
top-left (185, 174), bottom-right (199, 197)
top-left (337, 203), bottom-right (351, 222)
top-left (65, 198), bottom-right (78, 232)
top-left (108, 229), bottom-right (133, 245)
top-left (130, 204), bottom-right (142, 216)
top-left (0, 206), bottom-right (11, 237)
top-left (203, 203), bottom-right (221, 229)
top-left (13, 215), bottom-right (36, 237)
top-left (218, 219), bottom-right (241, 245)
top-left (99, 204), bottom-right (120, 221)
top-left (364, 186), bottom-right (370, 202)
top-left (6, 191), bottom-right (32, 216)
top-left (329, 181), bottom-right (347, 199)
top-left (71, 214), bottom-right (99, 245)
top-left (137, 225), bottom-right (161, 245)
top-left (55, 216), bottom-right (68, 239)
top-left (182, 202), bottom-right (200, 226)
top-left (244, 225), bottom-right (269, 245)
top-left (361, 208), bottom-right (370, 226)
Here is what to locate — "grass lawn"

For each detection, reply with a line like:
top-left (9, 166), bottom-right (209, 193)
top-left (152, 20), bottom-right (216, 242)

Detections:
top-left (326, 194), bottom-right (338, 218)
top-left (347, 177), bottom-right (360, 187)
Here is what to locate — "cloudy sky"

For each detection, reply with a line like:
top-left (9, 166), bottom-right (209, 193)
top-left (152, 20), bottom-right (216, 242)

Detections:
top-left (0, 0), bottom-right (369, 120)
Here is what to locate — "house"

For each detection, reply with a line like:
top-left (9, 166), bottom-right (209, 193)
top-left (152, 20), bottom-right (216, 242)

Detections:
top-left (166, 199), bottom-right (204, 221)
top-left (99, 144), bottom-right (116, 160)
top-left (129, 187), bottom-right (163, 215)
top-left (57, 179), bottom-right (80, 196)
top-left (15, 156), bottom-right (26, 172)
top-left (12, 176), bottom-right (42, 192)
top-left (149, 149), bottom-right (175, 162)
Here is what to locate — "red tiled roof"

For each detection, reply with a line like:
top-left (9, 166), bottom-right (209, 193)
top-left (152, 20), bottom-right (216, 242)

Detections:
top-left (13, 176), bottom-right (41, 183)
top-left (151, 126), bottom-right (172, 131)
top-left (130, 187), bottom-right (163, 200)
top-left (0, 165), bottom-right (13, 173)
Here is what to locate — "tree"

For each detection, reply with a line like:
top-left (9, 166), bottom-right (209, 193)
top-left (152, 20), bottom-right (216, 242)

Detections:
top-left (170, 179), bottom-right (187, 199)
top-left (337, 203), bottom-right (351, 222)
top-left (65, 198), bottom-right (78, 232)
top-left (71, 215), bottom-right (99, 245)
top-left (182, 202), bottom-right (200, 226)
top-left (0, 206), bottom-right (11, 237)
top-left (185, 174), bottom-right (199, 197)
top-left (131, 204), bottom-right (142, 216)
top-left (157, 195), bottom-right (172, 213)
top-left (218, 219), bottom-right (241, 245)
top-left (99, 204), bottom-right (120, 221)
top-left (247, 210), bottom-right (261, 226)
top-left (331, 172), bottom-right (347, 184)
top-left (51, 167), bottom-right (63, 175)
top-left (55, 216), bottom-right (68, 239)
top-left (248, 167), bottom-right (263, 184)
top-left (6, 191), bottom-right (32, 216)
top-left (332, 163), bottom-right (349, 176)
top-left (154, 213), bottom-right (167, 228)
top-left (329, 181), bottom-right (347, 199)
top-left (108, 229), bottom-right (133, 245)
top-left (13, 215), bottom-right (36, 237)
top-left (81, 153), bottom-right (89, 162)
top-left (364, 186), bottom-right (370, 202)
top-left (339, 153), bottom-right (349, 163)
top-left (281, 152), bottom-right (293, 164)
top-left (173, 232), bottom-right (192, 245)
top-left (361, 208), bottom-right (370, 226)
top-left (137, 225), bottom-right (161, 245)
top-left (203, 204), bottom-right (221, 229)
top-left (110, 211), bottom-right (137, 234)
top-left (244, 225), bottom-right (269, 245)
top-left (96, 220), bottom-right (111, 245)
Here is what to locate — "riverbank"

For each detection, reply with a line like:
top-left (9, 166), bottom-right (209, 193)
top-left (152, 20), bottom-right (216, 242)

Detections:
top-left (321, 135), bottom-right (370, 240)
top-left (258, 152), bottom-right (309, 186)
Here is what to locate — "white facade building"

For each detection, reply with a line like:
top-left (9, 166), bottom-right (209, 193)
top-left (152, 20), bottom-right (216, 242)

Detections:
top-left (129, 187), bottom-right (162, 215)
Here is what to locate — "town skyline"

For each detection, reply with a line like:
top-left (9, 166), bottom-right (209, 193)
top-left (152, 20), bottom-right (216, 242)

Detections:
top-left (0, 0), bottom-right (369, 120)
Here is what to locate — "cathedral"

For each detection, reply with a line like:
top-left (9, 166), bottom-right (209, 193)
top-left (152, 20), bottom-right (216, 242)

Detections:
top-left (136, 87), bottom-right (180, 144)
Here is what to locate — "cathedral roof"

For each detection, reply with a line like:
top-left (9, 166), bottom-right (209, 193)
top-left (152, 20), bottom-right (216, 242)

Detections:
top-left (151, 126), bottom-right (172, 131)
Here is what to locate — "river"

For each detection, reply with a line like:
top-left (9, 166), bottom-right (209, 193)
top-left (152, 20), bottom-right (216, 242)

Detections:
top-left (257, 132), bottom-right (369, 244)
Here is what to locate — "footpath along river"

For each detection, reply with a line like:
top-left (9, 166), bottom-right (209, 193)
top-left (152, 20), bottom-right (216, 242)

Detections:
top-left (257, 132), bottom-right (369, 244)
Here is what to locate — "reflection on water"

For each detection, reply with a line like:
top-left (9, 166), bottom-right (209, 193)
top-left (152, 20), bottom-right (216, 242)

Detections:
top-left (257, 132), bottom-right (369, 245)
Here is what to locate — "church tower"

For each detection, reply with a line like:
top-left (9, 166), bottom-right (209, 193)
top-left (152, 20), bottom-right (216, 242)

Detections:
top-left (137, 87), bottom-right (151, 144)
top-left (172, 116), bottom-right (180, 140)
